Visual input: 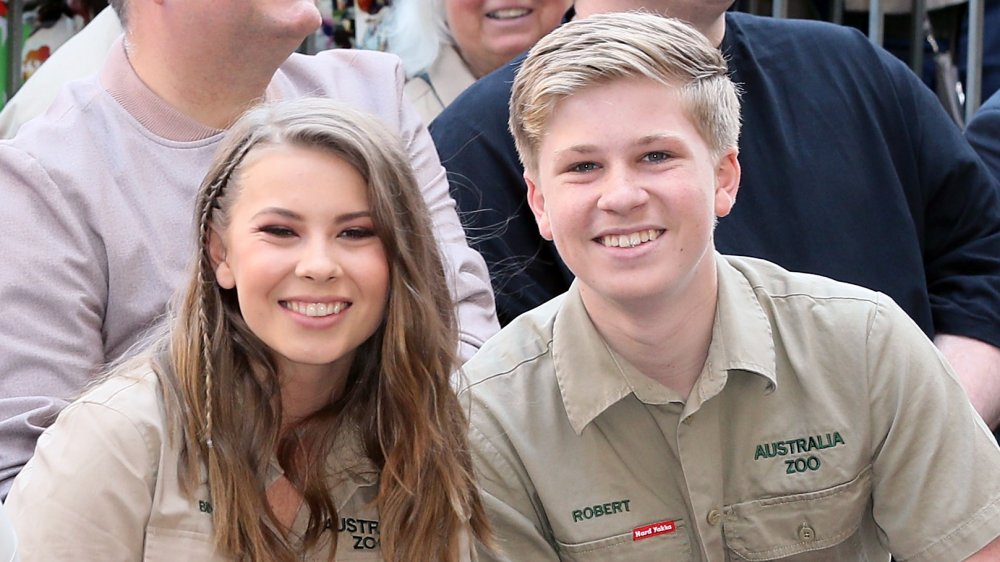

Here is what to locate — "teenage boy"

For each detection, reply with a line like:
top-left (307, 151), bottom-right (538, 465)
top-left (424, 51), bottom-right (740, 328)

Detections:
top-left (433, 0), bottom-right (1000, 437)
top-left (461, 12), bottom-right (1000, 561)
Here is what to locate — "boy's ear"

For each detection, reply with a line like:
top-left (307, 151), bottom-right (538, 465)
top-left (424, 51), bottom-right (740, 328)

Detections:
top-left (207, 224), bottom-right (235, 290)
top-left (525, 172), bottom-right (553, 241)
top-left (714, 148), bottom-right (741, 218)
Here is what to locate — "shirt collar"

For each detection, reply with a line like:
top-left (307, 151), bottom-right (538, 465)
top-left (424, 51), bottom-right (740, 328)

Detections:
top-left (551, 253), bottom-right (776, 434)
top-left (98, 37), bottom-right (283, 142)
top-left (266, 423), bottom-right (379, 502)
top-left (709, 252), bottom-right (777, 391)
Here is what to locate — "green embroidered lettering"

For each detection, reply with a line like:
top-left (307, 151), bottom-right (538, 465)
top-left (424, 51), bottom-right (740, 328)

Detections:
top-left (755, 431), bottom-right (846, 463)
top-left (571, 499), bottom-right (632, 523)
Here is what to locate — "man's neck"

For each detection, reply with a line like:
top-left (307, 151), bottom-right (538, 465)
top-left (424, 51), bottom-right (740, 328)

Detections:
top-left (573, 1), bottom-right (728, 47)
top-left (124, 37), bottom-right (290, 130)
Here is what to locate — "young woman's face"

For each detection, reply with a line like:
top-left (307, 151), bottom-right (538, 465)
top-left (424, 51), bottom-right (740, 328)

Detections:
top-left (211, 144), bottom-right (389, 384)
top-left (445, 0), bottom-right (571, 78)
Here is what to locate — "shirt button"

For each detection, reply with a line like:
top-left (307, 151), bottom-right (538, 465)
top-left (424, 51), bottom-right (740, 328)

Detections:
top-left (798, 524), bottom-right (815, 541)
top-left (706, 508), bottom-right (722, 526)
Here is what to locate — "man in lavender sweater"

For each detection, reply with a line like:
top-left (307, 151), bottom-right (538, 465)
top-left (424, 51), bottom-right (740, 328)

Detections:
top-left (0, 0), bottom-right (499, 497)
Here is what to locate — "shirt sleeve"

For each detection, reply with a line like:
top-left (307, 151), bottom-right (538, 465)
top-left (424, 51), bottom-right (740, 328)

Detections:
top-left (865, 295), bottom-right (1000, 561)
top-left (0, 146), bottom-right (109, 498)
top-left (467, 405), bottom-right (560, 562)
top-left (4, 399), bottom-right (156, 561)
top-left (391, 62), bottom-right (500, 361)
top-left (430, 65), bottom-right (575, 326)
top-left (965, 93), bottom-right (1000, 185)
top-left (878, 48), bottom-right (1000, 349)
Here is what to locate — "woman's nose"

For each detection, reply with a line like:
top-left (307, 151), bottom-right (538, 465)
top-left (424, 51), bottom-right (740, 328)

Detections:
top-left (295, 240), bottom-right (342, 281)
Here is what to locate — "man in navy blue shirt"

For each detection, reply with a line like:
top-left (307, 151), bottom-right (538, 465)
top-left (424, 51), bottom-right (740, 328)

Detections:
top-left (431, 0), bottom-right (1000, 429)
top-left (967, 90), bottom-right (1000, 182)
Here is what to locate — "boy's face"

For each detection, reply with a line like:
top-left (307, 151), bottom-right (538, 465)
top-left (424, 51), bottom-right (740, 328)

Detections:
top-left (524, 76), bottom-right (740, 311)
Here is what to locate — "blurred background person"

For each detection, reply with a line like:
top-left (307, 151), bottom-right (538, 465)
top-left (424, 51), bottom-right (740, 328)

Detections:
top-left (385, 0), bottom-right (570, 123)
top-left (0, 5), bottom-right (120, 138)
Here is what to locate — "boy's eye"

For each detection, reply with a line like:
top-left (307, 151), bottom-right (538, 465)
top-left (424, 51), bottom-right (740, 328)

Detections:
top-left (259, 225), bottom-right (296, 238)
top-left (339, 227), bottom-right (376, 240)
top-left (569, 161), bottom-right (600, 173)
top-left (642, 151), bottom-right (671, 163)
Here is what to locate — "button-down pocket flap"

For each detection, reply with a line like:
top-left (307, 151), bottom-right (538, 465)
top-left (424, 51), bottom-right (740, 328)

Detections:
top-left (144, 526), bottom-right (222, 561)
top-left (556, 519), bottom-right (691, 561)
top-left (724, 467), bottom-right (872, 561)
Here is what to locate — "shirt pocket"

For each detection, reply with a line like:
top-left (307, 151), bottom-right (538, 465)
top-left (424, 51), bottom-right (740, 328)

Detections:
top-left (723, 467), bottom-right (872, 561)
top-left (143, 526), bottom-right (225, 562)
top-left (555, 518), bottom-right (693, 561)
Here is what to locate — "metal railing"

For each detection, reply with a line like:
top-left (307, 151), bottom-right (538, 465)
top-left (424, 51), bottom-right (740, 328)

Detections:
top-left (5, 0), bottom-right (23, 102)
top-left (756, 0), bottom-right (986, 118)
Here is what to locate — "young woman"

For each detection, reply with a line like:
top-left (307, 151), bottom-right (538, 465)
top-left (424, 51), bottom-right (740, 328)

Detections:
top-left (5, 98), bottom-right (490, 561)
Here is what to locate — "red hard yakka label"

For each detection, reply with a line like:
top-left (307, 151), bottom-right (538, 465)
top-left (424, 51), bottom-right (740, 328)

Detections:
top-left (632, 520), bottom-right (676, 541)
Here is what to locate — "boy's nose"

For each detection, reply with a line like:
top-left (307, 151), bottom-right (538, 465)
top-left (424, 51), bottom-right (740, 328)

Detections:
top-left (597, 169), bottom-right (649, 214)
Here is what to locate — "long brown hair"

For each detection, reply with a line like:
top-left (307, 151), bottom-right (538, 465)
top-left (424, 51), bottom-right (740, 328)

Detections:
top-left (158, 97), bottom-right (490, 561)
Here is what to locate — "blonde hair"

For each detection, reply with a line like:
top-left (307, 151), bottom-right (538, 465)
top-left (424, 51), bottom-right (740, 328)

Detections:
top-left (156, 97), bottom-right (489, 561)
top-left (509, 11), bottom-right (741, 173)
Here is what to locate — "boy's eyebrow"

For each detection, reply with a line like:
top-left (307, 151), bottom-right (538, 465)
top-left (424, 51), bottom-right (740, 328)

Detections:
top-left (251, 207), bottom-right (372, 224)
top-left (554, 134), bottom-right (684, 157)
top-left (636, 133), bottom-right (682, 145)
top-left (554, 144), bottom-right (600, 157)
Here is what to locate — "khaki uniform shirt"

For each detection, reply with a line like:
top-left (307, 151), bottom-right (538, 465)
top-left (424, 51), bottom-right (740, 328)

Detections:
top-left (462, 254), bottom-right (1000, 562)
top-left (6, 368), bottom-right (465, 561)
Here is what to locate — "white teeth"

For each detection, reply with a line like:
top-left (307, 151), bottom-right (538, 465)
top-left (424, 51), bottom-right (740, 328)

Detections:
top-left (284, 301), bottom-right (347, 317)
top-left (600, 229), bottom-right (662, 248)
top-left (487, 8), bottom-right (530, 19)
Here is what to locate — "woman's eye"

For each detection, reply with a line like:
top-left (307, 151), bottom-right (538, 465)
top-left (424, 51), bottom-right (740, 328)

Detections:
top-left (259, 225), bottom-right (296, 238)
top-left (569, 161), bottom-right (599, 173)
top-left (339, 227), bottom-right (376, 240)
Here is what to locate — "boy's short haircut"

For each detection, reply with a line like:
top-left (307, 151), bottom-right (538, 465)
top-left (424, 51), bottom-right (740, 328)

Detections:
top-left (509, 11), bottom-right (742, 173)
